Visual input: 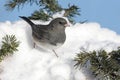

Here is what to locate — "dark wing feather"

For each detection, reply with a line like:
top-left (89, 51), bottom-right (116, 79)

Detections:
top-left (32, 25), bottom-right (52, 41)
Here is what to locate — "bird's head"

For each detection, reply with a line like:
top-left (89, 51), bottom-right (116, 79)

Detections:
top-left (50, 17), bottom-right (70, 28)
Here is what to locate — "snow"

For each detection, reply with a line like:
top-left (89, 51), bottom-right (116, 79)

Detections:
top-left (0, 17), bottom-right (120, 80)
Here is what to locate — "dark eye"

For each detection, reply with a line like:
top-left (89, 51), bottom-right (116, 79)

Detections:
top-left (59, 21), bottom-right (63, 24)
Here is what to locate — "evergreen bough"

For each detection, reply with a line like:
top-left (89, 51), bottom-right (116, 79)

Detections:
top-left (74, 48), bottom-right (120, 80)
top-left (0, 35), bottom-right (20, 62)
top-left (5, 0), bottom-right (80, 23)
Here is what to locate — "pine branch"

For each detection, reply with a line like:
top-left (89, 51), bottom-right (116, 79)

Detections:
top-left (74, 49), bottom-right (120, 80)
top-left (5, 0), bottom-right (38, 10)
top-left (5, 0), bottom-right (27, 10)
top-left (64, 4), bottom-right (80, 17)
top-left (28, 9), bottom-right (52, 21)
top-left (5, 0), bottom-right (81, 23)
top-left (74, 50), bottom-right (90, 69)
top-left (110, 47), bottom-right (120, 64)
top-left (39, 0), bottom-right (62, 13)
top-left (64, 4), bottom-right (80, 23)
top-left (29, 0), bottom-right (62, 21)
top-left (0, 35), bottom-right (20, 62)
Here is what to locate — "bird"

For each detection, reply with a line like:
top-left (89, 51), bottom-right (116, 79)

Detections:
top-left (19, 16), bottom-right (69, 57)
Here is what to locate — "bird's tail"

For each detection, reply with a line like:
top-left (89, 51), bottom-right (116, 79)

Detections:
top-left (19, 16), bottom-right (35, 26)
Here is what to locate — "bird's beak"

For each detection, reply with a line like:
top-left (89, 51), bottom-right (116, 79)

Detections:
top-left (64, 23), bottom-right (70, 27)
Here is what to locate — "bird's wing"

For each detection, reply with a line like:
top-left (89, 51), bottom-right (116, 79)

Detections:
top-left (32, 25), bottom-right (52, 41)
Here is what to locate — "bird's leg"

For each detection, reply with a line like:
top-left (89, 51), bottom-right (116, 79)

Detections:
top-left (52, 49), bottom-right (59, 57)
top-left (33, 42), bottom-right (36, 48)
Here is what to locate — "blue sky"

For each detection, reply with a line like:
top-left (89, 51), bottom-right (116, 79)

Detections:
top-left (0, 0), bottom-right (120, 34)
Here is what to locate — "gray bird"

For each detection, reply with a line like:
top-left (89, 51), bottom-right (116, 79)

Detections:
top-left (19, 16), bottom-right (69, 57)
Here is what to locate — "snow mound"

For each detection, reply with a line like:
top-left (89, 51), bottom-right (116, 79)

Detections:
top-left (0, 20), bottom-right (120, 80)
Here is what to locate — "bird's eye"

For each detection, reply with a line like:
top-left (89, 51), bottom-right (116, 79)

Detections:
top-left (59, 21), bottom-right (63, 24)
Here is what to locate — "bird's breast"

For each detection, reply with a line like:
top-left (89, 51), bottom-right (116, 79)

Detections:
top-left (34, 39), bottom-right (63, 50)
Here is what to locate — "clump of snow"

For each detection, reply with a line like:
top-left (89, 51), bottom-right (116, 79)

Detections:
top-left (52, 11), bottom-right (65, 18)
top-left (0, 18), bottom-right (120, 80)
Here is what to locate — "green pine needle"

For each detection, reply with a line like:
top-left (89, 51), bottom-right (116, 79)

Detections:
top-left (0, 35), bottom-right (20, 62)
top-left (74, 49), bottom-right (120, 80)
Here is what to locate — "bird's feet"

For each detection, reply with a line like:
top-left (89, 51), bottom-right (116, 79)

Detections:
top-left (52, 50), bottom-right (59, 57)
top-left (33, 43), bottom-right (36, 48)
